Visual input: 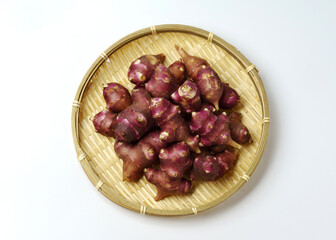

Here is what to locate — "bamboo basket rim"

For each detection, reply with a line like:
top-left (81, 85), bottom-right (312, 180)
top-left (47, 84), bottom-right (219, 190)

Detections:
top-left (71, 24), bottom-right (270, 216)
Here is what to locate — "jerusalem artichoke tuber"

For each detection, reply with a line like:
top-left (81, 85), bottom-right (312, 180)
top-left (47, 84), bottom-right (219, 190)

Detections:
top-left (190, 155), bottom-right (220, 181)
top-left (150, 97), bottom-right (200, 153)
top-left (190, 107), bottom-right (240, 149)
top-left (190, 149), bottom-right (238, 181)
top-left (216, 149), bottom-right (238, 177)
top-left (229, 112), bottom-right (252, 144)
top-left (145, 63), bottom-right (178, 98)
top-left (145, 142), bottom-right (192, 201)
top-left (168, 60), bottom-right (186, 85)
top-left (195, 65), bottom-right (224, 110)
top-left (128, 54), bottom-right (165, 85)
top-left (92, 110), bottom-right (118, 137)
top-left (159, 142), bottom-right (192, 179)
top-left (114, 87), bottom-right (155, 143)
top-left (171, 80), bottom-right (201, 113)
top-left (114, 130), bottom-right (168, 181)
top-left (219, 83), bottom-right (240, 109)
top-left (103, 82), bottom-right (132, 112)
top-left (175, 46), bottom-right (208, 79)
top-left (145, 169), bottom-right (192, 201)
top-left (176, 46), bottom-right (224, 109)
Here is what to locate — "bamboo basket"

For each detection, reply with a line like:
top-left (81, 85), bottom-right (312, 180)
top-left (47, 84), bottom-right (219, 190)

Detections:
top-left (71, 24), bottom-right (270, 216)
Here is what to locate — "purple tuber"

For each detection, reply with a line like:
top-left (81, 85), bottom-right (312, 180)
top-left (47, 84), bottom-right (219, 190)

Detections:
top-left (195, 65), bottom-right (224, 110)
top-left (114, 130), bottom-right (168, 182)
top-left (190, 155), bottom-right (220, 181)
top-left (103, 82), bottom-right (132, 112)
top-left (168, 60), bottom-right (186, 85)
top-left (190, 107), bottom-right (241, 149)
top-left (171, 80), bottom-right (201, 113)
top-left (159, 142), bottom-right (192, 179)
top-left (229, 112), bottom-right (252, 144)
top-left (145, 63), bottom-right (178, 98)
top-left (190, 149), bottom-right (238, 181)
top-left (145, 169), bottom-right (192, 201)
top-left (128, 54), bottom-right (165, 85)
top-left (150, 97), bottom-right (200, 153)
top-left (189, 104), bottom-right (217, 136)
top-left (175, 46), bottom-right (224, 110)
top-left (216, 149), bottom-right (238, 177)
top-left (219, 83), bottom-right (240, 109)
top-left (175, 46), bottom-right (209, 79)
top-left (145, 142), bottom-right (192, 201)
top-left (114, 87), bottom-right (155, 143)
top-left (92, 110), bottom-right (118, 137)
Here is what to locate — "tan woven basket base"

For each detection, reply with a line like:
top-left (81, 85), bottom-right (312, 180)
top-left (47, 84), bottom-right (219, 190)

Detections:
top-left (78, 31), bottom-right (263, 215)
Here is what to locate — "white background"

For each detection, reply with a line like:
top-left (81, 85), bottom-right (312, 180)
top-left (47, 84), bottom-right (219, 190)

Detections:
top-left (1, 0), bottom-right (335, 239)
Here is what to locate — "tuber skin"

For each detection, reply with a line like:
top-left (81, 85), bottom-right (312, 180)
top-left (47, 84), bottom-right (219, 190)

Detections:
top-left (171, 80), bottom-right (201, 113)
top-left (229, 112), bottom-right (252, 144)
top-left (145, 63), bottom-right (178, 98)
top-left (145, 142), bottom-right (192, 201)
top-left (128, 54), bottom-right (165, 85)
top-left (114, 130), bottom-right (168, 182)
top-left (210, 144), bottom-right (228, 154)
top-left (159, 142), bottom-right (192, 179)
top-left (176, 46), bottom-right (223, 110)
top-left (168, 60), bottom-right (186, 85)
top-left (195, 65), bottom-right (224, 110)
top-left (175, 46), bottom-right (209, 79)
top-left (114, 87), bottom-right (155, 143)
top-left (190, 107), bottom-right (241, 149)
top-left (216, 149), bottom-right (238, 177)
top-left (200, 112), bottom-right (241, 149)
top-left (190, 149), bottom-right (238, 181)
top-left (219, 83), bottom-right (240, 109)
top-left (150, 97), bottom-right (200, 153)
top-left (145, 169), bottom-right (192, 201)
top-left (190, 104), bottom-right (217, 136)
top-left (92, 110), bottom-right (118, 137)
top-left (190, 155), bottom-right (220, 181)
top-left (103, 82), bottom-right (132, 112)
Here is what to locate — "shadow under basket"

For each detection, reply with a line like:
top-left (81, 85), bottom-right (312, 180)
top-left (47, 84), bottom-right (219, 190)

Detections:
top-left (71, 24), bottom-right (270, 216)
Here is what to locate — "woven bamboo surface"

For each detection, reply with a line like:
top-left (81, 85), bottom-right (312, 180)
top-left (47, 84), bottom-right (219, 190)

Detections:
top-left (71, 24), bottom-right (269, 216)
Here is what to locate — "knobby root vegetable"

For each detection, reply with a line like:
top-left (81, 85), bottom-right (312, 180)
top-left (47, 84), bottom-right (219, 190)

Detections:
top-left (114, 130), bottom-right (168, 181)
top-left (190, 107), bottom-right (241, 149)
top-left (190, 155), bottom-right (219, 181)
top-left (216, 149), bottom-right (238, 177)
top-left (145, 63), bottom-right (178, 98)
top-left (145, 142), bottom-right (192, 201)
top-left (92, 110), bottom-right (118, 137)
top-left (150, 97), bottom-right (200, 153)
top-left (219, 83), bottom-right (240, 109)
top-left (175, 46), bottom-right (208, 79)
top-left (168, 60), bottom-right (186, 85)
top-left (159, 142), bottom-right (192, 179)
top-left (171, 80), bottom-right (201, 113)
top-left (128, 54), bottom-right (165, 85)
top-left (201, 113), bottom-right (241, 148)
top-left (103, 82), bottom-right (132, 112)
top-left (190, 149), bottom-right (238, 181)
top-left (114, 87), bottom-right (155, 143)
top-left (189, 104), bottom-right (217, 136)
top-left (176, 46), bottom-right (223, 110)
top-left (145, 169), bottom-right (192, 201)
top-left (229, 112), bottom-right (252, 144)
top-left (195, 65), bottom-right (224, 110)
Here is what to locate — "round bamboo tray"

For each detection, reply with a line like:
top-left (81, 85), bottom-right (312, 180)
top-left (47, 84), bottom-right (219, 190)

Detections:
top-left (71, 24), bottom-right (270, 216)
